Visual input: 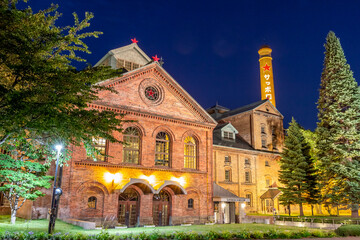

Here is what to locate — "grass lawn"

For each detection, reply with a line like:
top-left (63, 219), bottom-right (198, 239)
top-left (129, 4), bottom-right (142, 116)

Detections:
top-left (0, 215), bottom-right (332, 236)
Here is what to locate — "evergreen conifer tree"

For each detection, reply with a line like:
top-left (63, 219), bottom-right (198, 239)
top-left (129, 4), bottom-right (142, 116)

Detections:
top-left (279, 118), bottom-right (308, 216)
top-left (316, 31), bottom-right (360, 218)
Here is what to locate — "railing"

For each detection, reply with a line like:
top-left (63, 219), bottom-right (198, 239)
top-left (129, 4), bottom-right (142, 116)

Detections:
top-left (277, 216), bottom-right (360, 225)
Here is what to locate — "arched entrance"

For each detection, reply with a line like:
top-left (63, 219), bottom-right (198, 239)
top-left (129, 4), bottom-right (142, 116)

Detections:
top-left (153, 190), bottom-right (171, 226)
top-left (118, 188), bottom-right (139, 227)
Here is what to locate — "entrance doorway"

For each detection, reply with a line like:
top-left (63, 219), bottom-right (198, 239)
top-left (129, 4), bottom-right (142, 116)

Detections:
top-left (153, 190), bottom-right (171, 226)
top-left (118, 188), bottom-right (139, 227)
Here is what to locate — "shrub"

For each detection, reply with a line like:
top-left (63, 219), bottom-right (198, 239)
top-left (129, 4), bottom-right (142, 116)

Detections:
top-left (336, 225), bottom-right (360, 236)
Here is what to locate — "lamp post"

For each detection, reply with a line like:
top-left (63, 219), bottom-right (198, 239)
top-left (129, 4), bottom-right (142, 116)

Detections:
top-left (48, 144), bottom-right (63, 234)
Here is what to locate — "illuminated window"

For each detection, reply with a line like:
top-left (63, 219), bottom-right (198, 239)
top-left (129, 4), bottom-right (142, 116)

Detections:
top-left (88, 196), bottom-right (97, 209)
top-left (188, 198), bottom-right (194, 209)
top-left (123, 127), bottom-right (140, 164)
top-left (92, 137), bottom-right (107, 161)
top-left (225, 155), bottom-right (231, 164)
top-left (184, 136), bottom-right (197, 169)
top-left (225, 169), bottom-right (232, 182)
top-left (246, 193), bottom-right (252, 206)
top-left (245, 171), bottom-right (251, 183)
top-left (155, 132), bottom-right (170, 167)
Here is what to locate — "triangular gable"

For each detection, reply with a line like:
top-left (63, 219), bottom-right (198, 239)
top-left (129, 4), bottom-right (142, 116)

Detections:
top-left (219, 123), bottom-right (239, 134)
top-left (94, 43), bottom-right (152, 69)
top-left (254, 100), bottom-right (283, 118)
top-left (94, 62), bottom-right (217, 126)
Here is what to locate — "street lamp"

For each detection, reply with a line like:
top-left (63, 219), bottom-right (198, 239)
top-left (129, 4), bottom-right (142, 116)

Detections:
top-left (48, 144), bottom-right (63, 234)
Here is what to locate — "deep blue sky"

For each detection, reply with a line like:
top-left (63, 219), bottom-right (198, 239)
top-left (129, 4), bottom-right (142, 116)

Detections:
top-left (22, 0), bottom-right (360, 130)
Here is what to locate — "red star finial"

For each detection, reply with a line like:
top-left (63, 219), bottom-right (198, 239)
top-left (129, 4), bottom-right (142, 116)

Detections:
top-left (131, 38), bottom-right (138, 43)
top-left (267, 96), bottom-right (270, 99)
top-left (262, 63), bottom-right (271, 71)
top-left (152, 55), bottom-right (160, 62)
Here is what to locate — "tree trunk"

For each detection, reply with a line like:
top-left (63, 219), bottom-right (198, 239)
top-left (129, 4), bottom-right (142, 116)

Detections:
top-left (311, 205), bottom-right (314, 216)
top-left (299, 202), bottom-right (304, 216)
top-left (337, 206), bottom-right (339, 216)
top-left (10, 208), bottom-right (17, 224)
top-left (351, 205), bottom-right (359, 218)
top-left (288, 205), bottom-right (291, 216)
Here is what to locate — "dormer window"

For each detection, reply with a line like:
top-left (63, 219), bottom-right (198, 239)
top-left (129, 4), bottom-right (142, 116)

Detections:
top-left (223, 131), bottom-right (234, 140)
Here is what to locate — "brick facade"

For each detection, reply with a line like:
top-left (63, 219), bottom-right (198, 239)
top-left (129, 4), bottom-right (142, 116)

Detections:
top-left (30, 44), bottom-right (216, 226)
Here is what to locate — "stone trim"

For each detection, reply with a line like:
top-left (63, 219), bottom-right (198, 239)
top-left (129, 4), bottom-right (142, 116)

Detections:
top-left (74, 161), bottom-right (207, 174)
top-left (88, 103), bottom-right (214, 130)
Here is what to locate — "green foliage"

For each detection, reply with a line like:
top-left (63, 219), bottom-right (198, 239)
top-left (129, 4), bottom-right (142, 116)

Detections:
top-left (0, 0), bottom-right (125, 148)
top-left (336, 225), bottom-right (360, 236)
top-left (316, 31), bottom-right (360, 212)
top-left (0, 228), bottom-right (338, 239)
top-left (279, 118), bottom-right (314, 216)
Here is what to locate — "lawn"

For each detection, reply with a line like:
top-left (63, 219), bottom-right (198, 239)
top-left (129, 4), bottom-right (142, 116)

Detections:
top-left (0, 215), bottom-right (331, 236)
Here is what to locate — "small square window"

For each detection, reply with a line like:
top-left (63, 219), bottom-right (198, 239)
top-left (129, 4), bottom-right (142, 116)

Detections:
top-left (245, 158), bottom-right (250, 165)
top-left (265, 161), bottom-right (270, 167)
top-left (261, 139), bottom-right (267, 148)
top-left (225, 155), bottom-right (231, 164)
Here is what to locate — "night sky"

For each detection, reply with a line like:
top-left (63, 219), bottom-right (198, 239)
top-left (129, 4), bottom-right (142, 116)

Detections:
top-left (20, 0), bottom-right (360, 130)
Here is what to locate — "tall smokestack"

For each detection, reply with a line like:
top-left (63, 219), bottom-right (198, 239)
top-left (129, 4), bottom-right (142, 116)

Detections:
top-left (258, 46), bottom-right (276, 107)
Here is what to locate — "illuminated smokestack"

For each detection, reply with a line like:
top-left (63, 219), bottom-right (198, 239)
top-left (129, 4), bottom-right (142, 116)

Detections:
top-left (258, 46), bottom-right (276, 107)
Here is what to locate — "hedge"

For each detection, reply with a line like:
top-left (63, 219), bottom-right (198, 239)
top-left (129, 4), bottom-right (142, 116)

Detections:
top-left (335, 225), bottom-right (360, 236)
top-left (0, 229), bottom-right (337, 240)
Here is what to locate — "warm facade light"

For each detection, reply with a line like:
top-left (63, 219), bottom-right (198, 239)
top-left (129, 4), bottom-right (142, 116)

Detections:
top-left (221, 203), bottom-right (226, 209)
top-left (140, 175), bottom-right (156, 185)
top-left (241, 203), bottom-right (246, 209)
top-left (171, 176), bottom-right (186, 186)
top-left (104, 172), bottom-right (122, 183)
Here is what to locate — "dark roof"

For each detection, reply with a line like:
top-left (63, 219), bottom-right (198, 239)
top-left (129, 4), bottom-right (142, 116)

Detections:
top-left (214, 99), bottom-right (268, 120)
top-left (213, 183), bottom-right (241, 199)
top-left (213, 126), bottom-right (254, 150)
top-left (260, 189), bottom-right (281, 199)
top-left (206, 104), bottom-right (230, 112)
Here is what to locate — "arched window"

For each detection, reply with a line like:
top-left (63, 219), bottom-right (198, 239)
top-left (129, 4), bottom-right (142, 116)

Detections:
top-left (123, 127), bottom-right (140, 164)
top-left (88, 196), bottom-right (97, 209)
top-left (184, 136), bottom-right (197, 169)
top-left (188, 198), bottom-right (194, 209)
top-left (155, 132), bottom-right (170, 167)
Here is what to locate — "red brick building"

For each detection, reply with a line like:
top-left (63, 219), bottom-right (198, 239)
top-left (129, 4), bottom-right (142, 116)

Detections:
top-left (32, 43), bottom-right (217, 226)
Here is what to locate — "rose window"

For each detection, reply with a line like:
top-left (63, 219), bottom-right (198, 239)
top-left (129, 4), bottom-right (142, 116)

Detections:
top-left (145, 86), bottom-right (159, 101)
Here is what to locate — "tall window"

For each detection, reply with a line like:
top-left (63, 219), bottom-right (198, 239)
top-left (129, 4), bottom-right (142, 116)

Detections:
top-left (265, 176), bottom-right (272, 187)
top-left (225, 155), bottom-right (231, 164)
top-left (123, 127), bottom-right (140, 164)
top-left (261, 124), bottom-right (266, 134)
top-left (188, 198), bottom-right (194, 209)
top-left (225, 169), bottom-right (232, 182)
top-left (92, 137), bottom-right (107, 161)
top-left (245, 171), bottom-right (251, 183)
top-left (88, 196), bottom-right (97, 209)
top-left (245, 193), bottom-right (252, 206)
top-left (261, 137), bottom-right (267, 148)
top-left (184, 136), bottom-right (197, 169)
top-left (155, 132), bottom-right (170, 167)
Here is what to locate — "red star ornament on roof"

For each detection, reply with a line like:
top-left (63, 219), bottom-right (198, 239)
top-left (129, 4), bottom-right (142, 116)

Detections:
top-left (152, 55), bottom-right (160, 62)
top-left (131, 38), bottom-right (138, 43)
top-left (262, 63), bottom-right (271, 71)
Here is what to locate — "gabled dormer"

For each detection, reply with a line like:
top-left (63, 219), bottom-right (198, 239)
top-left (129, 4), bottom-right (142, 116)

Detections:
top-left (94, 43), bottom-right (152, 71)
top-left (220, 123), bottom-right (238, 142)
